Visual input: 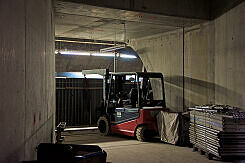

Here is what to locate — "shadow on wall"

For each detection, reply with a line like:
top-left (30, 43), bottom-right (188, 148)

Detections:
top-left (164, 75), bottom-right (242, 108)
top-left (6, 144), bottom-right (24, 163)
top-left (164, 82), bottom-right (183, 112)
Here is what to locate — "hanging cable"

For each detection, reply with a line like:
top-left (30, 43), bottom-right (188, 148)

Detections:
top-left (123, 21), bottom-right (127, 44)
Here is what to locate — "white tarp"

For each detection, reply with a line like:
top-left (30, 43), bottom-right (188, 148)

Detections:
top-left (157, 111), bottom-right (179, 144)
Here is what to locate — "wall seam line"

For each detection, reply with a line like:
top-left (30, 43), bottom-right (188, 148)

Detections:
top-left (182, 27), bottom-right (185, 111)
top-left (23, 0), bottom-right (27, 160)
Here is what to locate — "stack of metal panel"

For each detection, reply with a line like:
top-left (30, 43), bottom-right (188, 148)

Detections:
top-left (189, 105), bottom-right (245, 159)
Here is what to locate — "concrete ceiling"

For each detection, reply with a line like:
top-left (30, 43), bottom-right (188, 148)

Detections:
top-left (54, 0), bottom-right (243, 42)
top-left (55, 1), bottom-right (206, 42)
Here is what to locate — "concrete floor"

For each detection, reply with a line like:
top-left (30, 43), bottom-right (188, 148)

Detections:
top-left (63, 130), bottom-right (226, 163)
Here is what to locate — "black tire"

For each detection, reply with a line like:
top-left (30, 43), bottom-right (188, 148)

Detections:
top-left (97, 116), bottom-right (110, 136)
top-left (136, 126), bottom-right (149, 142)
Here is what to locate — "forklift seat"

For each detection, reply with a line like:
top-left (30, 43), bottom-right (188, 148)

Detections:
top-left (128, 88), bottom-right (138, 107)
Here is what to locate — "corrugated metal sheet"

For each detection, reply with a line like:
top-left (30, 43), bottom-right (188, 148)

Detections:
top-left (56, 78), bottom-right (103, 126)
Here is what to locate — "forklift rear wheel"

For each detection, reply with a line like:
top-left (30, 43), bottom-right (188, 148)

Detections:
top-left (136, 126), bottom-right (149, 142)
top-left (97, 116), bottom-right (110, 136)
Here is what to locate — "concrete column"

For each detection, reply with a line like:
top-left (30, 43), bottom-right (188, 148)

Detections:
top-left (0, 0), bottom-right (55, 162)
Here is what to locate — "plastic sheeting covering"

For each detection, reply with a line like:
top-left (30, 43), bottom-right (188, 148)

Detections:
top-left (157, 111), bottom-right (179, 144)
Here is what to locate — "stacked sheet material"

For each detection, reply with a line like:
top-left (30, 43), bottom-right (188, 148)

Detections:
top-left (189, 105), bottom-right (245, 159)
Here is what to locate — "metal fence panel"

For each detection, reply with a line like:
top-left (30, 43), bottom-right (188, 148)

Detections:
top-left (56, 78), bottom-right (103, 127)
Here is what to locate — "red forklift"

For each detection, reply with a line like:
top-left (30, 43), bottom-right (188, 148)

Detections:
top-left (82, 69), bottom-right (166, 141)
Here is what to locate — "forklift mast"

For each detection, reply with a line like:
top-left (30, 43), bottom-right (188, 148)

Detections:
top-left (82, 69), bottom-right (110, 115)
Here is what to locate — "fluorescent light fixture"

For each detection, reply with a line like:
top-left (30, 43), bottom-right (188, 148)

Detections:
top-left (91, 53), bottom-right (115, 57)
top-left (56, 77), bottom-right (67, 78)
top-left (84, 74), bottom-right (103, 79)
top-left (56, 72), bottom-right (103, 79)
top-left (55, 50), bottom-right (90, 56)
top-left (100, 44), bottom-right (126, 53)
top-left (55, 50), bottom-right (137, 59)
top-left (120, 54), bottom-right (137, 59)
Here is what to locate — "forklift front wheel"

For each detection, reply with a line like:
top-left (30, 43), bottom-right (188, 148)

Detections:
top-left (136, 126), bottom-right (149, 142)
top-left (97, 116), bottom-right (110, 136)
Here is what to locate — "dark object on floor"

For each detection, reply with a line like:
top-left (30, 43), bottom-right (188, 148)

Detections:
top-left (20, 143), bottom-right (107, 163)
top-left (56, 122), bottom-right (66, 144)
top-left (38, 143), bottom-right (107, 163)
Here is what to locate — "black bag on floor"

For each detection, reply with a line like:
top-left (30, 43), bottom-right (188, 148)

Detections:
top-left (37, 143), bottom-right (107, 163)
top-left (20, 143), bottom-right (107, 163)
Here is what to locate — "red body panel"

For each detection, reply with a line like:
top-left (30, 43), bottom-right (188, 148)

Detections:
top-left (110, 107), bottom-right (164, 137)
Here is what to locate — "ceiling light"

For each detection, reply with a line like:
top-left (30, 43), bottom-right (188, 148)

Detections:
top-left (91, 53), bottom-right (115, 57)
top-left (120, 54), bottom-right (137, 59)
top-left (55, 50), bottom-right (90, 56)
top-left (55, 50), bottom-right (137, 59)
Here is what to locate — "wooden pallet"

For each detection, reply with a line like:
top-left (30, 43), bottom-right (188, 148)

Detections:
top-left (191, 144), bottom-right (220, 160)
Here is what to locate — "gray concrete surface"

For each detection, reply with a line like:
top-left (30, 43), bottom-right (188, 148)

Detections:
top-left (54, 0), bottom-right (243, 42)
top-left (130, 30), bottom-right (184, 112)
top-left (63, 130), bottom-right (224, 163)
top-left (0, 0), bottom-right (55, 162)
top-left (57, 0), bottom-right (210, 20)
top-left (54, 1), bottom-right (205, 42)
top-left (214, 2), bottom-right (245, 110)
top-left (130, 2), bottom-right (245, 112)
top-left (58, 0), bottom-right (243, 20)
top-left (183, 22), bottom-right (215, 109)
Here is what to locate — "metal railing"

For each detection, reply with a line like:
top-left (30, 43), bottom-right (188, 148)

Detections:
top-left (56, 78), bottom-right (103, 126)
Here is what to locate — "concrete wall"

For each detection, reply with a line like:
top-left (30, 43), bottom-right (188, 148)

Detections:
top-left (0, 0), bottom-right (55, 162)
top-left (130, 2), bottom-right (245, 112)
top-left (130, 30), bottom-right (184, 112)
top-left (184, 23), bottom-right (215, 109)
top-left (214, 2), bottom-right (245, 109)
top-left (56, 55), bottom-right (143, 72)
